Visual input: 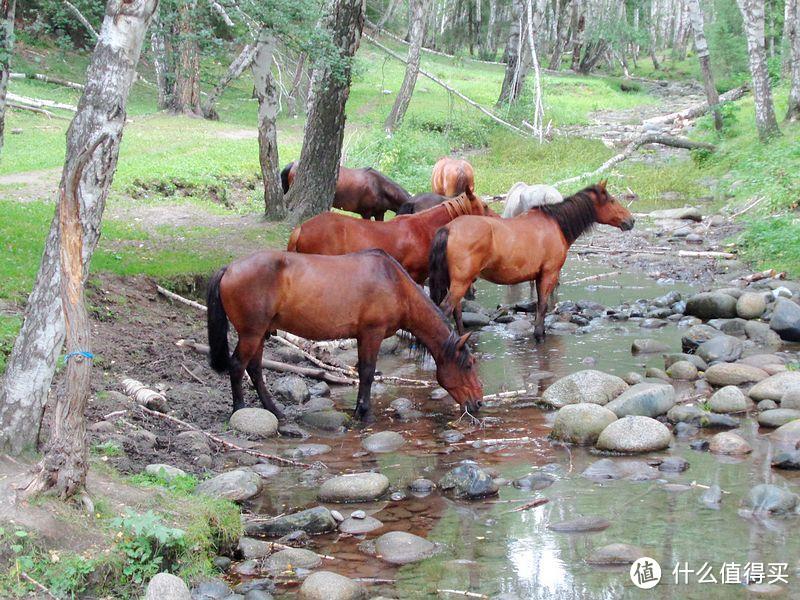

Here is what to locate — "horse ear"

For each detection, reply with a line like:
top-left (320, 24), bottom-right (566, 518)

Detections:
top-left (599, 179), bottom-right (607, 191)
top-left (456, 332), bottom-right (472, 350)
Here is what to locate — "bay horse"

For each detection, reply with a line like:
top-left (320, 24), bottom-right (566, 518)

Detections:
top-left (206, 249), bottom-right (483, 420)
top-left (502, 183), bottom-right (563, 218)
top-left (431, 157), bottom-right (475, 196)
top-left (287, 189), bottom-right (498, 285)
top-left (428, 181), bottom-right (635, 341)
top-left (280, 161), bottom-right (411, 220)
top-left (397, 192), bottom-right (449, 215)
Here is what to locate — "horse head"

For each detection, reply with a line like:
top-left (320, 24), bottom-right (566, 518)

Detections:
top-left (436, 332), bottom-right (484, 413)
top-left (590, 180), bottom-right (635, 231)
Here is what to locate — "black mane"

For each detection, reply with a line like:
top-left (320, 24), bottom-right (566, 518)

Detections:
top-left (538, 185), bottom-right (605, 244)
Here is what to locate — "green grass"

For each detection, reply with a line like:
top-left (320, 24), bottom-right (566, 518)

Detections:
top-left (739, 215), bottom-right (800, 277)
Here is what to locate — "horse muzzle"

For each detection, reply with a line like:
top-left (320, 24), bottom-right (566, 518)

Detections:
top-left (466, 398), bottom-right (483, 413)
top-left (620, 217), bottom-right (636, 231)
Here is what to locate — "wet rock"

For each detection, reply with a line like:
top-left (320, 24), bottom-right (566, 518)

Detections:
top-left (640, 318), bottom-right (668, 329)
top-left (709, 431), bottom-right (751, 455)
top-left (769, 298), bottom-right (800, 341)
top-left (264, 548), bottom-right (321, 575)
top-left (744, 484), bottom-right (798, 514)
top-left (704, 363), bottom-right (768, 386)
top-left (781, 389), bottom-right (800, 409)
top-left (690, 439), bottom-right (710, 451)
top-left (632, 338), bottom-right (671, 354)
top-left (701, 485), bottom-right (722, 507)
top-left (229, 408), bottom-right (279, 437)
top-left (285, 444), bottom-right (331, 459)
top-left (212, 556), bottom-right (231, 572)
top-left (664, 353), bottom-right (708, 371)
top-left (551, 403), bottom-right (618, 445)
top-left (708, 317), bottom-right (748, 336)
top-left (273, 375), bottom-right (310, 405)
top-left (350, 510), bottom-right (366, 519)
top-left (309, 381), bottom-right (330, 397)
top-left (586, 543), bottom-right (646, 565)
top-left (605, 383), bottom-right (675, 418)
top-left (430, 387), bottom-right (449, 400)
top-left (409, 478), bottom-right (435, 493)
top-left (540, 370), bottom-right (628, 408)
top-left (146, 573), bottom-right (191, 600)
top-left (299, 571), bottom-right (364, 600)
top-left (243, 591), bottom-right (273, 600)
top-left (439, 429), bottom-right (465, 443)
top-left (709, 386), bottom-right (751, 413)
top-left (461, 312), bottom-right (490, 327)
top-left (548, 516), bottom-right (610, 532)
top-left (507, 319), bottom-right (533, 334)
top-left (685, 292), bottom-right (738, 320)
top-left (666, 361), bottom-right (698, 380)
top-left (740, 353), bottom-right (785, 368)
top-left (681, 324), bottom-right (720, 351)
top-left (145, 463), bottom-right (186, 482)
top-left (623, 372), bottom-right (643, 385)
top-left (330, 510), bottom-right (344, 522)
top-left (359, 531), bottom-right (439, 565)
top-left (195, 470), bottom-right (261, 503)
top-left (238, 537), bottom-right (272, 560)
top-left (581, 458), bottom-right (659, 481)
top-left (649, 207), bottom-right (702, 221)
top-left (749, 372), bottom-right (800, 401)
top-left (252, 463), bottom-right (281, 478)
top-left (757, 409), bottom-right (800, 428)
top-left (301, 410), bottom-right (350, 432)
top-left (697, 335), bottom-right (743, 364)
top-left (439, 464), bottom-right (499, 499)
top-left (230, 559), bottom-right (260, 576)
top-left (737, 292), bottom-right (768, 319)
top-left (362, 431), bottom-right (405, 453)
top-left (772, 451), bottom-right (800, 470)
top-left (245, 506), bottom-right (337, 537)
top-left (652, 291), bottom-right (682, 307)
top-left (674, 422), bottom-right (700, 438)
top-left (745, 321), bottom-right (783, 348)
top-left (595, 416), bottom-right (672, 453)
top-left (176, 430), bottom-right (211, 454)
top-left (678, 316), bottom-right (702, 328)
top-left (513, 472), bottom-right (557, 490)
top-left (318, 473), bottom-right (390, 503)
top-left (339, 515), bottom-right (383, 534)
top-left (644, 367), bottom-right (670, 381)
top-left (658, 457), bottom-right (690, 472)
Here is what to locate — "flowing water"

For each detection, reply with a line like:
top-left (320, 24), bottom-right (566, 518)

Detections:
top-left (248, 255), bottom-right (800, 599)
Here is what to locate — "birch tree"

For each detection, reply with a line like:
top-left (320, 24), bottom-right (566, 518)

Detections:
top-left (202, 42), bottom-right (257, 119)
top-left (170, 0), bottom-right (202, 115)
top-left (150, 5), bottom-right (171, 110)
top-left (686, 0), bottom-right (722, 130)
top-left (786, 0), bottom-right (800, 121)
top-left (0, 0), bottom-right (158, 461)
top-left (737, 0), bottom-right (780, 140)
top-left (497, 0), bottom-right (529, 105)
top-left (384, 0), bottom-right (426, 132)
top-left (0, 0), bottom-right (15, 156)
top-left (286, 0), bottom-right (365, 224)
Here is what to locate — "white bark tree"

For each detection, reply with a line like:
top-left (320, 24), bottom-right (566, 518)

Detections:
top-left (0, 0), bottom-right (15, 156)
top-left (497, 0), bottom-right (529, 105)
top-left (736, 0), bottom-right (780, 140)
top-left (0, 0), bottom-right (158, 461)
top-left (786, 0), bottom-right (800, 121)
top-left (202, 42), bottom-right (257, 119)
top-left (384, 0), bottom-right (426, 132)
top-left (686, 0), bottom-right (722, 130)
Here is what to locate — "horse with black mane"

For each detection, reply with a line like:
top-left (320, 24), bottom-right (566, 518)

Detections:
top-left (207, 249), bottom-right (483, 420)
top-left (397, 193), bottom-right (450, 215)
top-left (428, 181), bottom-right (635, 340)
top-left (281, 161), bottom-right (411, 221)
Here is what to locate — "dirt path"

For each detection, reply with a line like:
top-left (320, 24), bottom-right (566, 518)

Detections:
top-left (0, 167), bottom-right (60, 202)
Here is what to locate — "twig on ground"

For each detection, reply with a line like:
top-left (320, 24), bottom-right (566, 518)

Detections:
top-left (561, 271), bottom-right (622, 285)
top-left (181, 362), bottom-right (206, 385)
top-left (20, 572), bottom-right (58, 599)
top-left (437, 590), bottom-right (489, 599)
top-left (509, 497), bottom-right (550, 513)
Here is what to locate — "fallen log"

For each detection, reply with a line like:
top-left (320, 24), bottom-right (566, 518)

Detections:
top-left (7, 92), bottom-right (78, 112)
top-left (10, 72), bottom-right (85, 90)
top-left (363, 33), bottom-right (532, 139)
top-left (177, 339), bottom-right (358, 385)
top-left (573, 246), bottom-right (736, 259)
top-left (642, 84), bottom-right (748, 128)
top-left (561, 270), bottom-right (622, 285)
top-left (7, 102), bottom-right (67, 119)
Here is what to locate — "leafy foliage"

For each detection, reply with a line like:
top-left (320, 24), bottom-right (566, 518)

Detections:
top-left (111, 510), bottom-right (187, 586)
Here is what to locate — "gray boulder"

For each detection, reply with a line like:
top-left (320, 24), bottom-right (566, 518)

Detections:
top-left (264, 548), bottom-right (322, 575)
top-left (551, 403), bottom-right (617, 445)
top-left (666, 361), bottom-right (698, 380)
top-left (749, 372), bottom-right (800, 401)
top-left (770, 298), bottom-right (800, 341)
top-left (681, 324), bottom-right (721, 351)
top-left (461, 312), bottom-right (490, 327)
top-left (229, 408), bottom-right (279, 437)
top-left (664, 353), bottom-right (708, 371)
top-left (245, 506), bottom-right (337, 537)
top-left (273, 375), bottom-right (310, 405)
top-left (736, 292), bottom-right (767, 319)
top-left (744, 321), bottom-right (783, 348)
top-left (704, 363), bottom-right (768, 386)
top-left (146, 573), bottom-right (191, 600)
top-left (685, 292), bottom-right (738, 320)
top-left (301, 410), bottom-right (350, 431)
top-left (709, 386), bottom-right (751, 413)
top-left (362, 431), bottom-right (405, 453)
top-left (195, 470), bottom-right (261, 502)
top-left (582, 458), bottom-right (659, 481)
top-left (697, 335), bottom-right (743, 364)
top-left (586, 543), bottom-right (646, 565)
top-left (439, 464), bottom-right (499, 499)
top-left (781, 389), bottom-right (800, 410)
top-left (605, 383), bottom-right (675, 418)
top-left (238, 537), bottom-right (272, 560)
top-left (359, 531), bottom-right (439, 565)
top-left (744, 484), bottom-right (798, 514)
top-left (595, 416), bottom-right (672, 452)
top-left (770, 420), bottom-right (800, 450)
top-left (709, 431), bottom-right (751, 455)
top-left (631, 339), bottom-right (670, 353)
top-left (757, 409), bottom-right (800, 428)
top-left (339, 515), bottom-right (383, 534)
top-left (299, 572), bottom-right (364, 600)
top-left (541, 370), bottom-right (628, 408)
top-left (649, 207), bottom-right (702, 221)
top-left (318, 473), bottom-right (390, 503)
top-left (145, 463), bottom-right (186, 482)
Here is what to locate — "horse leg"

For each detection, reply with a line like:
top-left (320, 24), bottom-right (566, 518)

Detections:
top-left (245, 336), bottom-right (285, 420)
top-left (534, 271), bottom-right (559, 343)
top-left (447, 280), bottom-right (472, 335)
top-left (375, 211), bottom-right (385, 221)
top-left (229, 335), bottom-right (260, 414)
top-left (353, 331), bottom-right (382, 421)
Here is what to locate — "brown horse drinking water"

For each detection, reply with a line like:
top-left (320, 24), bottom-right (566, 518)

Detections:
top-left (207, 249), bottom-right (483, 420)
top-left (431, 157), bottom-right (476, 196)
top-left (429, 181), bottom-right (635, 340)
top-left (287, 189), bottom-right (498, 284)
top-left (281, 162), bottom-right (411, 220)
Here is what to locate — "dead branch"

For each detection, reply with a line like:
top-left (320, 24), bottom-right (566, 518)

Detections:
top-left (7, 93), bottom-right (78, 112)
top-left (561, 270), bottom-right (622, 285)
top-left (553, 133), bottom-right (716, 188)
top-left (642, 84), bottom-right (748, 128)
top-left (156, 284), bottom-right (207, 311)
top-left (572, 246), bottom-right (735, 259)
top-left (437, 591), bottom-right (489, 599)
top-left (20, 572), bottom-right (58, 599)
top-left (363, 34), bottom-right (531, 138)
top-left (63, 0), bottom-right (98, 40)
top-left (7, 102), bottom-right (67, 119)
top-left (177, 339), bottom-right (358, 385)
top-left (10, 72), bottom-right (85, 90)
top-left (119, 384), bottom-right (312, 468)
top-left (122, 378), bottom-right (168, 407)
top-left (509, 497), bottom-right (550, 512)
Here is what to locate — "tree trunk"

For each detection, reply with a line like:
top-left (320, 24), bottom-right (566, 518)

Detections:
top-left (170, 0), bottom-right (202, 116)
top-left (384, 0), bottom-right (426, 132)
top-left (286, 0), bottom-right (365, 225)
top-left (4, 0), bottom-right (157, 473)
top-left (786, 0), bottom-right (800, 121)
top-left (548, 0), bottom-right (568, 70)
top-left (737, 0), bottom-right (781, 140)
top-left (686, 0), bottom-right (722, 130)
top-left (497, 0), bottom-right (528, 105)
top-left (202, 43), bottom-right (257, 120)
top-left (150, 6), bottom-right (171, 110)
top-left (649, 0), bottom-right (661, 70)
top-left (377, 0), bottom-right (399, 29)
top-left (486, 0), bottom-right (498, 57)
top-left (287, 52), bottom-right (307, 116)
top-left (252, 31), bottom-right (285, 219)
top-left (525, 0), bottom-right (545, 140)
top-left (570, 13), bottom-right (585, 71)
top-left (0, 0), bottom-right (15, 157)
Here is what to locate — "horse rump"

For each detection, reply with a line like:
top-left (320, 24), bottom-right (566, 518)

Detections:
top-left (280, 161), bottom-right (294, 194)
top-left (428, 228), bottom-right (451, 309)
top-left (206, 266), bottom-right (230, 373)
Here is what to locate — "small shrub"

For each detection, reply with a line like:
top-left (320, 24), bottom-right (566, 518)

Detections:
top-left (111, 510), bottom-right (187, 586)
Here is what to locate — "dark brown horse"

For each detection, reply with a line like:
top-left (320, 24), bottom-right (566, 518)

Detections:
top-left (397, 193), bottom-right (450, 215)
top-left (287, 189), bottom-right (498, 284)
top-left (281, 162), bottom-right (411, 220)
top-left (429, 181), bottom-right (635, 340)
top-left (207, 249), bottom-right (483, 420)
top-left (431, 157), bottom-right (476, 196)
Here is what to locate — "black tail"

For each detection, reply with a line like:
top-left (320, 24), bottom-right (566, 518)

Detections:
top-left (207, 266), bottom-right (230, 373)
top-left (397, 202), bottom-right (415, 215)
top-left (280, 161), bottom-right (294, 194)
top-left (428, 228), bottom-right (451, 308)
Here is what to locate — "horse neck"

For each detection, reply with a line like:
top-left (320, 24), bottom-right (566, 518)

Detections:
top-left (419, 203), bottom-right (461, 228)
top-left (402, 285), bottom-right (453, 362)
top-left (379, 177), bottom-right (411, 208)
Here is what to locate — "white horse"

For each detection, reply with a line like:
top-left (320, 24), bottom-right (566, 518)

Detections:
top-left (502, 182), bottom-right (563, 218)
